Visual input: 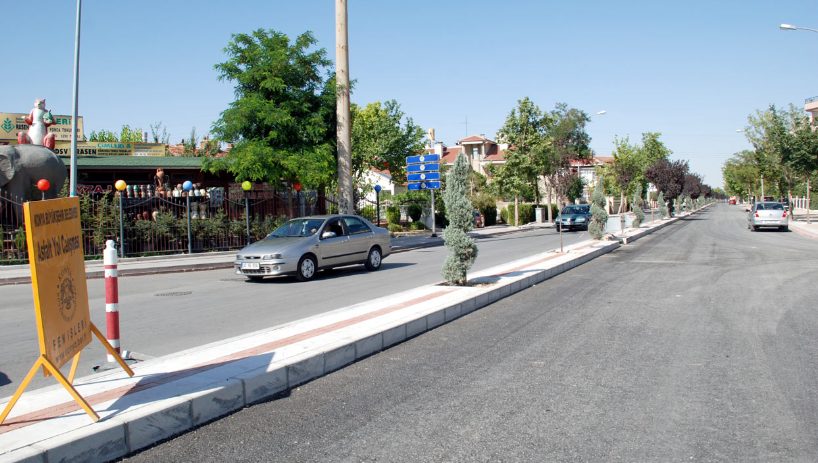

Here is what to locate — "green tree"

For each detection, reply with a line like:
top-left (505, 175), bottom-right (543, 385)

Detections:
top-left (441, 153), bottom-right (478, 286)
top-left (180, 127), bottom-right (221, 157)
top-left (495, 97), bottom-right (548, 209)
top-left (88, 125), bottom-right (144, 142)
top-left (743, 104), bottom-right (803, 198)
top-left (722, 150), bottom-right (759, 200)
top-left (600, 136), bottom-right (641, 213)
top-left (350, 100), bottom-right (425, 190)
top-left (150, 121), bottom-right (171, 144)
top-left (205, 29), bottom-right (336, 192)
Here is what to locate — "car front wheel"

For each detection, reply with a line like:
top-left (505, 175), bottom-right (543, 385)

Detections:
top-left (365, 246), bottom-right (382, 271)
top-left (296, 255), bottom-right (317, 281)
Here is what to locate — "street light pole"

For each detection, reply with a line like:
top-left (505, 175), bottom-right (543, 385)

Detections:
top-left (780, 24), bottom-right (818, 34)
top-left (69, 0), bottom-right (82, 197)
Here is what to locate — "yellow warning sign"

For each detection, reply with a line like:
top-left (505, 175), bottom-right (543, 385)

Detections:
top-left (24, 197), bottom-right (91, 369)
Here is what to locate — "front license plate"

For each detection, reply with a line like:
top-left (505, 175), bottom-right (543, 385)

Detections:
top-left (242, 262), bottom-right (260, 270)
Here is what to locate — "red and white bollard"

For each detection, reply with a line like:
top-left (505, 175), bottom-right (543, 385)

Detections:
top-left (104, 240), bottom-right (122, 362)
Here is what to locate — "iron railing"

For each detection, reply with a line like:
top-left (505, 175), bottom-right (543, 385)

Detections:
top-left (0, 186), bottom-right (330, 263)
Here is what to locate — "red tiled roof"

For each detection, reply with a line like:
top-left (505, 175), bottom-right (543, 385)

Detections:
top-left (440, 146), bottom-right (462, 164)
top-left (459, 135), bottom-right (495, 143)
top-left (484, 144), bottom-right (506, 161)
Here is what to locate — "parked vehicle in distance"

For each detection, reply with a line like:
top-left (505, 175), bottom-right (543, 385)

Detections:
top-left (555, 204), bottom-right (592, 231)
top-left (728, 196), bottom-right (737, 205)
top-left (748, 201), bottom-right (788, 232)
top-left (234, 214), bottom-right (391, 281)
top-left (473, 210), bottom-right (484, 228)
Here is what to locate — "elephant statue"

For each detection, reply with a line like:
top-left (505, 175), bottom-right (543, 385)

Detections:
top-left (0, 144), bottom-right (68, 221)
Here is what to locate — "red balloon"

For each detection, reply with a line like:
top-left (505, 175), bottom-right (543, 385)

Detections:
top-left (293, 182), bottom-right (302, 191)
top-left (37, 179), bottom-right (50, 191)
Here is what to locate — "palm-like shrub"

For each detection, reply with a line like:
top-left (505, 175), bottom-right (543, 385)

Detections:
top-left (441, 153), bottom-right (478, 285)
top-left (588, 182), bottom-right (608, 240)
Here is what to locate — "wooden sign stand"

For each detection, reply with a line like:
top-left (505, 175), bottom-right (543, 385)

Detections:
top-left (0, 197), bottom-right (135, 426)
top-left (0, 325), bottom-right (133, 425)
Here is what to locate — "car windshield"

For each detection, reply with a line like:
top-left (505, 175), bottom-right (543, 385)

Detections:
top-left (562, 206), bottom-right (589, 214)
top-left (755, 203), bottom-right (784, 211)
top-left (269, 218), bottom-right (327, 237)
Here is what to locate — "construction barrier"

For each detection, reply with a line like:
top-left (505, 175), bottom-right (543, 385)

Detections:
top-left (104, 240), bottom-right (121, 362)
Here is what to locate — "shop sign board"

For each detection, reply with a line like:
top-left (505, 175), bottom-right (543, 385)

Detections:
top-left (53, 141), bottom-right (166, 156)
top-left (0, 113), bottom-right (84, 142)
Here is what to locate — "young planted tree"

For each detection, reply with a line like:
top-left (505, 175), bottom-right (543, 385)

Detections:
top-left (656, 191), bottom-right (666, 219)
top-left (588, 181), bottom-right (608, 240)
top-left (441, 153), bottom-right (478, 285)
top-left (632, 183), bottom-right (645, 227)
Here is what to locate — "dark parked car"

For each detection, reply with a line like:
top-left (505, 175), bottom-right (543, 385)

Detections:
top-left (556, 204), bottom-right (592, 231)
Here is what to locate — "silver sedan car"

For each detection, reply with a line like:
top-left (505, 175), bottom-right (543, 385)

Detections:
top-left (234, 214), bottom-right (391, 281)
top-left (747, 201), bottom-right (788, 232)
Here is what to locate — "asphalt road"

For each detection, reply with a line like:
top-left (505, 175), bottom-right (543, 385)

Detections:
top-left (1, 226), bottom-right (589, 397)
top-left (121, 204), bottom-right (818, 462)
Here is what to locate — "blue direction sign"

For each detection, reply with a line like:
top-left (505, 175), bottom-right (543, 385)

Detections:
top-left (407, 181), bottom-right (441, 191)
top-left (407, 163), bottom-right (440, 173)
top-left (406, 154), bottom-right (440, 164)
top-left (407, 172), bottom-right (441, 182)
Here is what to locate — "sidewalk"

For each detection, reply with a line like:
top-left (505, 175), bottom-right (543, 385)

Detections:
top-left (0, 208), bottom-right (701, 463)
top-left (788, 207), bottom-right (818, 239)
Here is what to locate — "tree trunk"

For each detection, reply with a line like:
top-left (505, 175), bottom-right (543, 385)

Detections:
top-left (288, 183), bottom-right (294, 219)
top-left (546, 181), bottom-right (553, 222)
top-left (514, 195), bottom-right (519, 226)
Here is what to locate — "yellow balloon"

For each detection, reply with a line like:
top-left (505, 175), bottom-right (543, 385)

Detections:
top-left (115, 180), bottom-right (127, 191)
top-left (241, 181), bottom-right (252, 191)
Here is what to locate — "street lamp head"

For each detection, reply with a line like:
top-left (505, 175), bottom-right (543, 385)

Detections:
top-left (780, 24), bottom-right (797, 30)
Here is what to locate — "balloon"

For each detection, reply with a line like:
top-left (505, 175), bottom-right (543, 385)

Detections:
top-left (115, 180), bottom-right (127, 191)
top-left (183, 181), bottom-right (193, 191)
top-left (241, 181), bottom-right (252, 191)
top-left (37, 179), bottom-right (50, 191)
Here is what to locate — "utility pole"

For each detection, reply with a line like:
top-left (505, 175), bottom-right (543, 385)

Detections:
top-left (336, 0), bottom-right (353, 213)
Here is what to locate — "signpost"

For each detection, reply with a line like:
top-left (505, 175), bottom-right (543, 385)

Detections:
top-left (0, 197), bottom-right (134, 426)
top-left (406, 154), bottom-right (440, 237)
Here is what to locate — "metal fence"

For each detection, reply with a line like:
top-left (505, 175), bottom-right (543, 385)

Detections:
top-left (0, 186), bottom-right (330, 263)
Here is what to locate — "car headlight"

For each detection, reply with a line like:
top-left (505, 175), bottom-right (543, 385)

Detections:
top-left (576, 217), bottom-right (586, 222)
top-left (262, 254), bottom-right (282, 260)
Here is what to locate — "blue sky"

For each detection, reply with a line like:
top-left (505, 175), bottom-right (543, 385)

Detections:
top-left (5, 0), bottom-right (818, 189)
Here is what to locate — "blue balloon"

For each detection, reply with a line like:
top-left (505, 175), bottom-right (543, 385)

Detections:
top-left (183, 181), bottom-right (193, 191)
top-left (374, 185), bottom-right (382, 192)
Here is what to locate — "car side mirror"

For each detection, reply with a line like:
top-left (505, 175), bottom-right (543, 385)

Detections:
top-left (322, 231), bottom-right (337, 239)
top-left (744, 208), bottom-right (750, 212)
